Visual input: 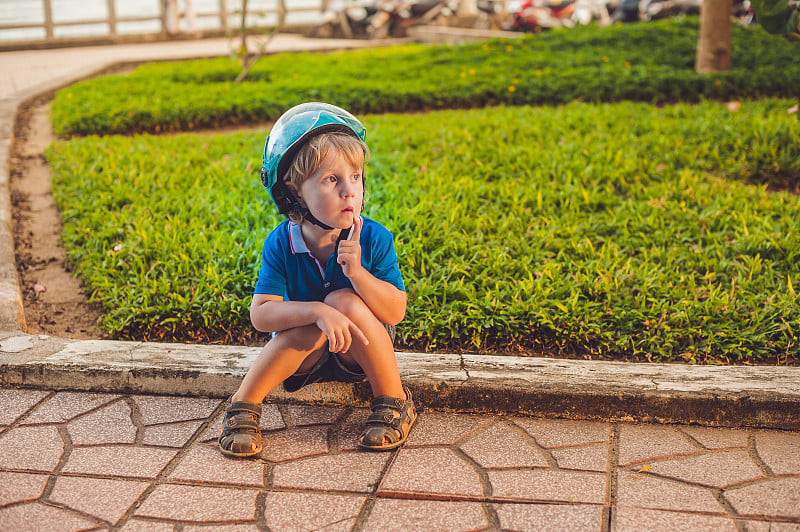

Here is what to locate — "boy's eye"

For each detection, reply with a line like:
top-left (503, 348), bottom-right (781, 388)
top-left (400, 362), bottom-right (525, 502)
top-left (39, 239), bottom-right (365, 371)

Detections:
top-left (325, 175), bottom-right (337, 183)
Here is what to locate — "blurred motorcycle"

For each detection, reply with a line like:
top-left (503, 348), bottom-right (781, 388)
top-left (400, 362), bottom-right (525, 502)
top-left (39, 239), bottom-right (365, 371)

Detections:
top-left (310, 0), bottom-right (458, 39)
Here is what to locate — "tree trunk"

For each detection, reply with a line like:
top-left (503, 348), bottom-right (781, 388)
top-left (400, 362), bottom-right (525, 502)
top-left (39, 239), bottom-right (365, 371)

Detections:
top-left (696, 0), bottom-right (733, 72)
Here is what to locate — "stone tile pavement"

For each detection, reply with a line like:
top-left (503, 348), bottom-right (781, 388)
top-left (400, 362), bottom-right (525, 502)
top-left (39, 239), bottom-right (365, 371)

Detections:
top-left (1, 386), bottom-right (799, 531)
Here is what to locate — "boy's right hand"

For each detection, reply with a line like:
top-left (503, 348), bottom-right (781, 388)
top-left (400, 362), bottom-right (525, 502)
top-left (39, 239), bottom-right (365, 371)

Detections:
top-left (315, 305), bottom-right (369, 353)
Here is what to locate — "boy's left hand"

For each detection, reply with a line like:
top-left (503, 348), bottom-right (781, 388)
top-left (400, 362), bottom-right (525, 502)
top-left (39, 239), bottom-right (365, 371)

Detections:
top-left (338, 215), bottom-right (365, 280)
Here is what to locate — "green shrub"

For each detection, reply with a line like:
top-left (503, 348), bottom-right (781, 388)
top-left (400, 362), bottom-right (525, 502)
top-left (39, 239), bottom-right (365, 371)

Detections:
top-left (48, 100), bottom-right (800, 362)
top-left (51, 18), bottom-right (798, 137)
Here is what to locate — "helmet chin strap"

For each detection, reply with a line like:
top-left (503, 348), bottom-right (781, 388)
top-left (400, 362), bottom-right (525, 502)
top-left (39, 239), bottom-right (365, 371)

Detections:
top-left (291, 202), bottom-right (335, 231)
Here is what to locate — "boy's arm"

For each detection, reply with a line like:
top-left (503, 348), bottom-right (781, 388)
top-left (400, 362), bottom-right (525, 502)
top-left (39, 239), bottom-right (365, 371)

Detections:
top-left (250, 294), bottom-right (369, 353)
top-left (336, 217), bottom-right (407, 325)
top-left (346, 273), bottom-right (408, 326)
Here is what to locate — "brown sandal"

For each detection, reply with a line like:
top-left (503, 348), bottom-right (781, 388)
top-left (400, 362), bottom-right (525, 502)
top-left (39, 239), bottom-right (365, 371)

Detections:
top-left (358, 386), bottom-right (418, 451)
top-left (218, 399), bottom-right (262, 458)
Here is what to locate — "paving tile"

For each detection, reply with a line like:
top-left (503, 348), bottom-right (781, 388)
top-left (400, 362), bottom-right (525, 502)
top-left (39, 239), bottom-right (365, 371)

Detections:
top-left (754, 431), bottom-right (800, 475)
top-left (22, 392), bottom-right (119, 425)
top-left (62, 445), bottom-right (177, 478)
top-left (0, 471), bottom-right (49, 505)
top-left (132, 395), bottom-right (220, 425)
top-left (0, 502), bottom-right (99, 531)
top-left (642, 449), bottom-right (765, 488)
top-left (514, 418), bottom-right (610, 448)
top-left (616, 470), bottom-right (725, 513)
top-left (260, 426), bottom-right (330, 462)
top-left (613, 507), bottom-right (737, 531)
top-left (365, 499), bottom-right (487, 531)
top-left (681, 426), bottom-right (750, 449)
top-left (739, 521), bottom-right (800, 532)
top-left (263, 492), bottom-right (365, 531)
top-left (405, 411), bottom-right (491, 446)
top-left (379, 447), bottom-right (485, 498)
top-left (459, 422), bottom-right (548, 468)
top-left (273, 452), bottom-right (389, 493)
top-left (0, 389), bottom-right (49, 425)
top-left (183, 524), bottom-right (261, 531)
top-left (551, 443), bottom-right (609, 472)
top-left (21, 391), bottom-right (118, 424)
top-left (48, 476), bottom-right (149, 523)
top-left (67, 399), bottom-right (137, 445)
top-left (494, 502), bottom-right (604, 531)
top-left (135, 484), bottom-right (257, 522)
top-left (201, 403), bottom-right (285, 443)
top-left (488, 469), bottom-right (606, 504)
top-left (0, 425), bottom-right (64, 472)
top-left (287, 404), bottom-right (342, 426)
top-left (118, 519), bottom-right (175, 532)
top-left (143, 421), bottom-right (203, 447)
top-left (618, 424), bottom-right (699, 465)
top-left (169, 444), bottom-right (265, 487)
top-left (725, 477), bottom-right (800, 519)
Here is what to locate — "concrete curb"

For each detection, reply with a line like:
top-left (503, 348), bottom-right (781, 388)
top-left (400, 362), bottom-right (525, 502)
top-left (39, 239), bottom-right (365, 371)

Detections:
top-left (0, 98), bottom-right (26, 333)
top-left (2, 332), bottom-right (799, 431)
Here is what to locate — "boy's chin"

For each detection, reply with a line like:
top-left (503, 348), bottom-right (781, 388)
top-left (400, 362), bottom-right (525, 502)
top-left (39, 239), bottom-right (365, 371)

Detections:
top-left (306, 216), bottom-right (352, 230)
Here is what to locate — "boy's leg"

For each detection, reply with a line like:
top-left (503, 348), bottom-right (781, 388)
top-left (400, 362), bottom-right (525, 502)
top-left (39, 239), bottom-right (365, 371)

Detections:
top-left (324, 289), bottom-right (405, 400)
top-left (232, 324), bottom-right (328, 404)
top-left (325, 289), bottom-right (417, 450)
top-left (220, 325), bottom-right (328, 457)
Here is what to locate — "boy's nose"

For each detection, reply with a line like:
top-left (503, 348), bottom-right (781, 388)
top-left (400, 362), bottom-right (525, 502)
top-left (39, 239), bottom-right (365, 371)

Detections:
top-left (340, 181), bottom-right (357, 196)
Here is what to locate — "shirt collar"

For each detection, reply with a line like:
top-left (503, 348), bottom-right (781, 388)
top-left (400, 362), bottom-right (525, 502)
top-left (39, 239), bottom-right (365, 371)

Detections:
top-left (288, 219), bottom-right (359, 255)
top-left (288, 222), bottom-right (310, 255)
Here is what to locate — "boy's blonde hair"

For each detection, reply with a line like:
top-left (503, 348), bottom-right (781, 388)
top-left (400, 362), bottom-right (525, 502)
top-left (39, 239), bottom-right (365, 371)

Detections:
top-left (284, 132), bottom-right (370, 224)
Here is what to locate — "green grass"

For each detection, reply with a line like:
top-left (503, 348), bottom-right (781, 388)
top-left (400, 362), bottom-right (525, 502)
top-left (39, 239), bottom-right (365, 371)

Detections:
top-left (48, 99), bottom-right (800, 362)
top-left (50, 18), bottom-right (799, 137)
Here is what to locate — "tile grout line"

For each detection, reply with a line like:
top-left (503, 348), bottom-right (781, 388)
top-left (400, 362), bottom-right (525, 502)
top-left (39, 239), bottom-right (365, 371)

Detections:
top-left (746, 431), bottom-right (775, 478)
top-left (123, 396), bottom-right (146, 444)
top-left (711, 486), bottom-right (744, 532)
top-left (602, 422), bottom-right (620, 532)
top-left (450, 445), bottom-right (500, 528)
top-left (506, 419), bottom-right (559, 469)
top-left (327, 406), bottom-right (355, 455)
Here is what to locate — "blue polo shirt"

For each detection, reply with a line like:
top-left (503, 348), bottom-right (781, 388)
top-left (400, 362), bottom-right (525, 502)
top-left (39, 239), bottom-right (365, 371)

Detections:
top-left (254, 216), bottom-right (405, 301)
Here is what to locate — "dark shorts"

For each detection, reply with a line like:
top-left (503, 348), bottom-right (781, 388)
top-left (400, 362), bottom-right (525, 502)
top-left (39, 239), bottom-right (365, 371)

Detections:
top-left (282, 324), bottom-right (396, 393)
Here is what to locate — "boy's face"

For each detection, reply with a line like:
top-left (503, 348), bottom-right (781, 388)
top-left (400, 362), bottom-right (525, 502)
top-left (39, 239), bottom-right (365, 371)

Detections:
top-left (297, 150), bottom-right (364, 230)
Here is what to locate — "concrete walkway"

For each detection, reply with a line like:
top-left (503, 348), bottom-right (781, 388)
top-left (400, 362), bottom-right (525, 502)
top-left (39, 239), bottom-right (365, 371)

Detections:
top-left (2, 386), bottom-right (799, 531)
top-left (0, 36), bottom-right (799, 530)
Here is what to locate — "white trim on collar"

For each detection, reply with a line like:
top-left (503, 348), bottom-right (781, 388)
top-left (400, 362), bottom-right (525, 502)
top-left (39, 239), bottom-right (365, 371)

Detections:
top-left (288, 222), bottom-right (310, 255)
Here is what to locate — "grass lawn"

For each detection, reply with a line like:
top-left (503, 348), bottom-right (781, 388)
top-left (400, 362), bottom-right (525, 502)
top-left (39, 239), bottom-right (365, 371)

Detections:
top-left (48, 99), bottom-right (800, 363)
top-left (50, 18), bottom-right (799, 137)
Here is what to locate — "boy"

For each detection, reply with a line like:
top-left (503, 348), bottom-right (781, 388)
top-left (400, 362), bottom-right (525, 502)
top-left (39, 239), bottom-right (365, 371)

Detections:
top-left (219, 102), bottom-right (417, 458)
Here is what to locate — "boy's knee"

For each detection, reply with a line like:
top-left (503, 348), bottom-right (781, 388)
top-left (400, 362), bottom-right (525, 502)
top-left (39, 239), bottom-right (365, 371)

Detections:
top-left (275, 324), bottom-right (327, 352)
top-left (324, 289), bottom-right (371, 321)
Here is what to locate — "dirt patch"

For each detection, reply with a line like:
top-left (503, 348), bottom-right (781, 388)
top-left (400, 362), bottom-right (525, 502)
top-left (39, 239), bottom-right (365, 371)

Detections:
top-left (10, 100), bottom-right (105, 339)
